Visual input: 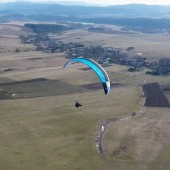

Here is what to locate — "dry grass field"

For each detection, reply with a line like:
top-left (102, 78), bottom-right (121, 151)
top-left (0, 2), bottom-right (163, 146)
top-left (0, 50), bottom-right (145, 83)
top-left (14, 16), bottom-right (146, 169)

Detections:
top-left (0, 22), bottom-right (170, 170)
top-left (57, 29), bottom-right (170, 59)
top-left (104, 107), bottom-right (170, 170)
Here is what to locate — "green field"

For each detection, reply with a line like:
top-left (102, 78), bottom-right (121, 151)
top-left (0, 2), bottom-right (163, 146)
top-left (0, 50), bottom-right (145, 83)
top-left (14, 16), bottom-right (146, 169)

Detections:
top-left (0, 22), bottom-right (170, 170)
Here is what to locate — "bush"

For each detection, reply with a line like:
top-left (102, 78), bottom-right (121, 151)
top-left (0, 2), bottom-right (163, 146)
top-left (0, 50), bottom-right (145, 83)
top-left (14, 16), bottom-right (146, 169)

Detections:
top-left (15, 48), bottom-right (20, 53)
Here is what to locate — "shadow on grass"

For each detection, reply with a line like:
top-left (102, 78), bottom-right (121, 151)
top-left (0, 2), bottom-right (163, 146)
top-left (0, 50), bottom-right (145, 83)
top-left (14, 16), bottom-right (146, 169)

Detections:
top-left (0, 78), bottom-right (88, 100)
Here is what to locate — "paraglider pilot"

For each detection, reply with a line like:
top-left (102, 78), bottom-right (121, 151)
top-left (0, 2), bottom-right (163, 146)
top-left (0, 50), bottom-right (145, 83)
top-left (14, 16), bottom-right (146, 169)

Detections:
top-left (75, 100), bottom-right (82, 108)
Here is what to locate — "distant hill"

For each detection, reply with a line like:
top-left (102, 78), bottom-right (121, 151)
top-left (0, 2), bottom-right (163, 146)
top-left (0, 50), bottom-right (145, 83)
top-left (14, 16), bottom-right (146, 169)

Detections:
top-left (1, 2), bottom-right (170, 33)
top-left (0, 2), bottom-right (170, 17)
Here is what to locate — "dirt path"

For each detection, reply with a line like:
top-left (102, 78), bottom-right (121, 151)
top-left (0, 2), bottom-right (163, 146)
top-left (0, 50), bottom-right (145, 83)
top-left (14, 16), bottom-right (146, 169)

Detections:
top-left (95, 81), bottom-right (147, 155)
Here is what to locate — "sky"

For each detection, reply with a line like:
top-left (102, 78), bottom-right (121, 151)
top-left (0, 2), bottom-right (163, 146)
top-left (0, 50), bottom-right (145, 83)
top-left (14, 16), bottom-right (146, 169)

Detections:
top-left (1, 0), bottom-right (170, 6)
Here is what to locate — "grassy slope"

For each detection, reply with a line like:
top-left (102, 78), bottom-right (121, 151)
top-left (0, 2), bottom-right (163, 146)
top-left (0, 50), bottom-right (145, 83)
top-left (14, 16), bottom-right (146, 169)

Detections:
top-left (104, 106), bottom-right (170, 170)
top-left (0, 23), bottom-right (170, 170)
top-left (0, 85), bottom-right (140, 170)
top-left (150, 143), bottom-right (170, 170)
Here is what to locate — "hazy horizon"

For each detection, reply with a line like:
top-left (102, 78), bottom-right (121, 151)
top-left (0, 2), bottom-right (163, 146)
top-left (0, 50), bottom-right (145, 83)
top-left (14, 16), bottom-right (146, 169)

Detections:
top-left (0, 0), bottom-right (170, 6)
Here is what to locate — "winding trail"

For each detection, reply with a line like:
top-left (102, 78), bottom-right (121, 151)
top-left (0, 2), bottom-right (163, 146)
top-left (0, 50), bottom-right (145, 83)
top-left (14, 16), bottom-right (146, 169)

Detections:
top-left (95, 80), bottom-right (147, 155)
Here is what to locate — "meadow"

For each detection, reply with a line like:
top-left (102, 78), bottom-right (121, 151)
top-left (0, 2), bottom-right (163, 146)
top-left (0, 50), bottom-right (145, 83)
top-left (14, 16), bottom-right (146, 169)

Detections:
top-left (0, 22), bottom-right (170, 170)
top-left (57, 29), bottom-right (170, 59)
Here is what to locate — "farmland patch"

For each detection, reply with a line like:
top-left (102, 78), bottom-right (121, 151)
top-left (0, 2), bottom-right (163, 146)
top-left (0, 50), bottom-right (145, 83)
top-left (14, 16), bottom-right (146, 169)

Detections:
top-left (142, 82), bottom-right (170, 107)
top-left (0, 78), bottom-right (88, 100)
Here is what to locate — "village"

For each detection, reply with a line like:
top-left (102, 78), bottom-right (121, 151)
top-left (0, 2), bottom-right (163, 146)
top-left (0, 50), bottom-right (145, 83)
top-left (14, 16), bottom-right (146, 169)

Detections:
top-left (20, 33), bottom-right (170, 75)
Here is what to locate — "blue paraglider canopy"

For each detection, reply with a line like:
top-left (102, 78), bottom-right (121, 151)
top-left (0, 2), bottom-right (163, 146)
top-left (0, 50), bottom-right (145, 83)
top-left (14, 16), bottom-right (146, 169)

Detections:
top-left (63, 58), bottom-right (110, 95)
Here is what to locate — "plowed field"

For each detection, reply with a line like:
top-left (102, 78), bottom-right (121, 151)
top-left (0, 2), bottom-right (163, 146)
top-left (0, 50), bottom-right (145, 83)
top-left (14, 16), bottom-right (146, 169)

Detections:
top-left (142, 82), bottom-right (170, 107)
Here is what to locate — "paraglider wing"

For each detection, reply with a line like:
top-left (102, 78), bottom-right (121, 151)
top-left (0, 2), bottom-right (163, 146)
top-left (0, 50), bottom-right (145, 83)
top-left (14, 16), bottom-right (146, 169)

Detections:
top-left (63, 58), bottom-right (110, 95)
